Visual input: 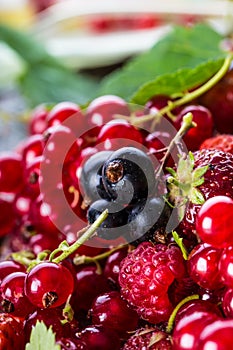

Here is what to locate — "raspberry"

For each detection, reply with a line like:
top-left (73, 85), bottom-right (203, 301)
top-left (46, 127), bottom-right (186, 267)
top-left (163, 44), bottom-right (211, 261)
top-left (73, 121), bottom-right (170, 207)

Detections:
top-left (122, 328), bottom-right (172, 350)
top-left (200, 134), bottom-right (233, 154)
top-left (118, 242), bottom-right (186, 324)
top-left (169, 149), bottom-right (233, 246)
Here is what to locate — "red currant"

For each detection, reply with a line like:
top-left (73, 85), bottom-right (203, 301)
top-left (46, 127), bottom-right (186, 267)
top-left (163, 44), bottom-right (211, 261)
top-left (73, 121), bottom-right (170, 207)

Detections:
top-left (196, 195), bottom-right (233, 248)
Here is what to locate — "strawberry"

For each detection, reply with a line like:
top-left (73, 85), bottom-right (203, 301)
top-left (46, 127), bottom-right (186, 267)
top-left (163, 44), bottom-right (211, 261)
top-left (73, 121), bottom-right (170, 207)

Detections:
top-left (167, 149), bottom-right (233, 250)
top-left (200, 134), bottom-right (233, 154)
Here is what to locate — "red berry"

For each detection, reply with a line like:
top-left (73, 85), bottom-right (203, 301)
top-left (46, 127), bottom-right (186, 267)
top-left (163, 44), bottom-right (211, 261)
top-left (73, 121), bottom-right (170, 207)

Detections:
top-left (222, 288), bottom-right (233, 318)
top-left (187, 243), bottom-right (224, 290)
top-left (196, 196), bottom-right (233, 248)
top-left (46, 101), bottom-right (81, 127)
top-left (0, 152), bottom-right (24, 194)
top-left (24, 262), bottom-right (74, 308)
top-left (218, 246), bottom-right (233, 288)
top-left (0, 313), bottom-right (25, 350)
top-left (78, 325), bottom-right (120, 350)
top-left (199, 319), bottom-right (233, 349)
top-left (28, 104), bottom-right (48, 135)
top-left (119, 242), bottom-right (186, 323)
top-left (174, 105), bottom-right (214, 151)
top-left (200, 133), bottom-right (233, 154)
top-left (0, 272), bottom-right (35, 317)
top-left (90, 291), bottom-right (139, 338)
top-left (199, 68), bottom-right (233, 133)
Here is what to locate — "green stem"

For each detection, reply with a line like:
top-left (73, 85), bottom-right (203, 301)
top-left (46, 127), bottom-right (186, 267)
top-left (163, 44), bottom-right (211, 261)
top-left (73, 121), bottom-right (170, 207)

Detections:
top-left (73, 244), bottom-right (126, 265)
top-left (52, 209), bottom-right (108, 264)
top-left (166, 294), bottom-right (200, 334)
top-left (132, 54), bottom-right (233, 126)
top-left (156, 112), bottom-right (195, 178)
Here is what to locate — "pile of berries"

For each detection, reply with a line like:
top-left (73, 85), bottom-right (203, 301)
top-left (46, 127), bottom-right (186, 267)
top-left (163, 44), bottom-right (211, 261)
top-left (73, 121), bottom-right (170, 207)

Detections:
top-left (0, 67), bottom-right (233, 350)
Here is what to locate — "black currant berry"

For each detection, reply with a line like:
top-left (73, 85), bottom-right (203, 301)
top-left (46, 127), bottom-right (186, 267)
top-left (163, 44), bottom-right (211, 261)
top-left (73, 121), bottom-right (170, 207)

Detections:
top-left (80, 151), bottom-right (113, 203)
top-left (102, 147), bottom-right (156, 205)
top-left (126, 197), bottom-right (171, 246)
top-left (87, 199), bottom-right (129, 240)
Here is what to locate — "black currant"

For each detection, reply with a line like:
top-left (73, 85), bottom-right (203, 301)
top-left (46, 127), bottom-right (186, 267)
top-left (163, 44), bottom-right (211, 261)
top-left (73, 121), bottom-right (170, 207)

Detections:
top-left (87, 199), bottom-right (129, 240)
top-left (102, 147), bottom-right (156, 205)
top-left (126, 197), bottom-right (171, 246)
top-left (80, 151), bottom-right (113, 203)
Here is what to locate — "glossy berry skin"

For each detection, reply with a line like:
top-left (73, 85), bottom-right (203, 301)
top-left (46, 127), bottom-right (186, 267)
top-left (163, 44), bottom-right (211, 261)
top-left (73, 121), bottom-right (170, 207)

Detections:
top-left (79, 150), bottom-right (113, 203)
top-left (79, 325), bottom-right (120, 350)
top-left (0, 272), bottom-right (35, 318)
top-left (20, 134), bottom-right (45, 164)
top-left (122, 327), bottom-right (172, 350)
top-left (28, 103), bottom-right (48, 135)
top-left (176, 149), bottom-right (233, 239)
top-left (87, 199), bottom-right (129, 240)
top-left (172, 311), bottom-right (220, 350)
top-left (90, 291), bottom-right (139, 338)
top-left (119, 242), bottom-right (186, 324)
top-left (24, 308), bottom-right (65, 342)
top-left (46, 101), bottom-right (81, 127)
top-left (71, 264), bottom-right (111, 315)
top-left (0, 199), bottom-right (16, 237)
top-left (222, 288), bottom-right (233, 318)
top-left (187, 243), bottom-right (224, 290)
top-left (218, 246), bottom-right (233, 288)
top-left (97, 119), bottom-right (143, 150)
top-left (56, 337), bottom-right (87, 350)
top-left (0, 260), bottom-right (25, 284)
top-left (199, 319), bottom-right (233, 350)
top-left (24, 262), bottom-right (74, 308)
top-left (0, 152), bottom-right (24, 194)
top-left (174, 105), bottom-right (214, 151)
top-left (199, 68), bottom-right (233, 133)
top-left (126, 196), bottom-right (171, 245)
top-left (103, 247), bottom-right (128, 287)
top-left (196, 195), bottom-right (233, 248)
top-left (200, 133), bottom-right (233, 155)
top-left (0, 313), bottom-right (25, 350)
top-left (102, 147), bottom-right (156, 204)
top-left (86, 95), bottom-right (130, 129)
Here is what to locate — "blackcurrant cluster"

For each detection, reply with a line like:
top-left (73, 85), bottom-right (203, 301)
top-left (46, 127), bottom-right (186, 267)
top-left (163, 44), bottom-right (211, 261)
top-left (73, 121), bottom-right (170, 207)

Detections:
top-left (81, 146), bottom-right (170, 244)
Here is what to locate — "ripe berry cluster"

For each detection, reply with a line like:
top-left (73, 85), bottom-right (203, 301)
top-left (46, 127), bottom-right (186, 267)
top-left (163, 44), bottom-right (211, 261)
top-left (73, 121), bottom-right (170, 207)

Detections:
top-left (0, 66), bottom-right (233, 349)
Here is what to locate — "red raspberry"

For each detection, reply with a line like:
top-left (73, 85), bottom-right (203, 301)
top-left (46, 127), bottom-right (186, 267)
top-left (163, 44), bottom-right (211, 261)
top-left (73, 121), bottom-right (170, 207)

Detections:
top-left (170, 149), bottom-right (233, 246)
top-left (200, 134), bottom-right (233, 154)
top-left (118, 242), bottom-right (186, 324)
top-left (122, 327), bottom-right (172, 350)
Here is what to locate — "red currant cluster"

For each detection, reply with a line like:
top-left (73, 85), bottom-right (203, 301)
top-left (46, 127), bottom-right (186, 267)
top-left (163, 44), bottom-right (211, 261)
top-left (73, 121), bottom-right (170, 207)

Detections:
top-left (0, 67), bottom-right (233, 349)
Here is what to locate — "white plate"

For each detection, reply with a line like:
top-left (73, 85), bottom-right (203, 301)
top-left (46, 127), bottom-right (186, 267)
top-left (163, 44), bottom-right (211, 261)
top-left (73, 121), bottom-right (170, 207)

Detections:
top-left (31, 0), bottom-right (233, 70)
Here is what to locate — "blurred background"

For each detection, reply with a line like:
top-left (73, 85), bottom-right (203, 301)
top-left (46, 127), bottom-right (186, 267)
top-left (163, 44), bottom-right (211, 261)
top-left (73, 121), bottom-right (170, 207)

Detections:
top-left (0, 0), bottom-right (233, 150)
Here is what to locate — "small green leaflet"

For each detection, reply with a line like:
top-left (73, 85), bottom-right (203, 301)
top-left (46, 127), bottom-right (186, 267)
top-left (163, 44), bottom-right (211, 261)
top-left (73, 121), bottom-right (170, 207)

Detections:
top-left (99, 23), bottom-right (225, 102)
top-left (172, 231), bottom-right (188, 260)
top-left (26, 321), bottom-right (61, 350)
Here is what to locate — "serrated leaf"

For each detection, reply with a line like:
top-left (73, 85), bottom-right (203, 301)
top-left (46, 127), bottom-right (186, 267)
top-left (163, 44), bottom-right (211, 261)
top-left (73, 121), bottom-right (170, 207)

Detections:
top-left (190, 188), bottom-right (205, 205)
top-left (26, 321), bottom-right (61, 350)
top-left (99, 24), bottom-right (224, 102)
top-left (192, 165), bottom-right (209, 182)
top-left (131, 59), bottom-right (224, 105)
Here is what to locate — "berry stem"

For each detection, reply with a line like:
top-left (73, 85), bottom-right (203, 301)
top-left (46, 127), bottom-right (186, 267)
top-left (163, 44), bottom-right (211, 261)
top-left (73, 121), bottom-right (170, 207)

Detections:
top-left (52, 209), bottom-right (109, 264)
top-left (156, 112), bottom-right (195, 177)
top-left (166, 294), bottom-right (200, 334)
top-left (73, 244), bottom-right (126, 265)
top-left (131, 54), bottom-right (233, 126)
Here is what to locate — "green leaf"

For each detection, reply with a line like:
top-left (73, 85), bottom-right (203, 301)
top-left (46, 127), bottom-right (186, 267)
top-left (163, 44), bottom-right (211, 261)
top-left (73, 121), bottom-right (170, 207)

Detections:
top-left (0, 24), bottom-right (98, 107)
top-left (99, 24), bottom-right (224, 102)
top-left (192, 165), bottom-right (209, 182)
top-left (190, 187), bottom-right (205, 205)
top-left (131, 59), bottom-right (224, 105)
top-left (172, 231), bottom-right (188, 260)
top-left (26, 321), bottom-right (61, 350)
